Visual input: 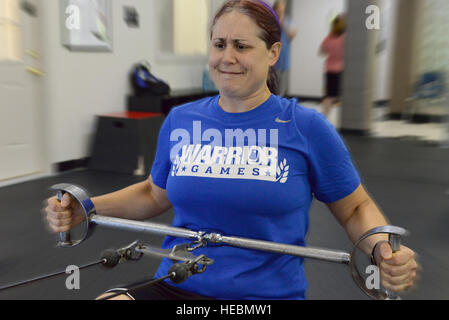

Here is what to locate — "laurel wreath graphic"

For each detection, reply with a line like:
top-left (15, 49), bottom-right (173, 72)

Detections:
top-left (276, 158), bottom-right (289, 184)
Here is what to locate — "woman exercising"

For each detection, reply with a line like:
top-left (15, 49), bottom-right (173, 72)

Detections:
top-left (44, 0), bottom-right (418, 300)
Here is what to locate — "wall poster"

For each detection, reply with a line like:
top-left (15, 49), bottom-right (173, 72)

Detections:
top-left (60, 0), bottom-right (113, 52)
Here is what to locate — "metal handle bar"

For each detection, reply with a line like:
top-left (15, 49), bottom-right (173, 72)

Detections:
top-left (50, 183), bottom-right (353, 264)
top-left (51, 183), bottom-right (410, 299)
top-left (88, 215), bottom-right (353, 264)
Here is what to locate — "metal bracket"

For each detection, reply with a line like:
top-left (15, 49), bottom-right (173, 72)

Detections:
top-left (116, 240), bottom-right (144, 263)
top-left (136, 242), bottom-right (214, 266)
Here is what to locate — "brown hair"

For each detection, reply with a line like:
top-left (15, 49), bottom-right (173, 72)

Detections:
top-left (211, 0), bottom-right (282, 95)
top-left (330, 15), bottom-right (346, 37)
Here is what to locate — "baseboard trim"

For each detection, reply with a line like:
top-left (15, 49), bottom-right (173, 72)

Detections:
top-left (55, 158), bottom-right (91, 172)
top-left (388, 112), bottom-right (448, 123)
top-left (339, 129), bottom-right (370, 136)
top-left (0, 172), bottom-right (52, 188)
top-left (287, 95), bottom-right (390, 107)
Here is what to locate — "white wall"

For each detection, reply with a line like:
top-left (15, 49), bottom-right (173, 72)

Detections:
top-left (374, 0), bottom-right (399, 102)
top-left (289, 0), bottom-right (346, 97)
top-left (41, 0), bottom-right (206, 164)
top-left (40, 0), bottom-right (399, 165)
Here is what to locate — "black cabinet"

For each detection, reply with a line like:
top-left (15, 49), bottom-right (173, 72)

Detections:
top-left (127, 89), bottom-right (218, 115)
top-left (89, 112), bottom-right (164, 175)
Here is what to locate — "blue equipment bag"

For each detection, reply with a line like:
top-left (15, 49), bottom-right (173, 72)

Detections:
top-left (131, 61), bottom-right (171, 97)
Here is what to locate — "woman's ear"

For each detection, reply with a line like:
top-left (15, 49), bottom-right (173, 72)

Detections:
top-left (269, 42), bottom-right (282, 66)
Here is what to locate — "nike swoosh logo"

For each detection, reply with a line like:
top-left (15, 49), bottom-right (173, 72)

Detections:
top-left (275, 117), bottom-right (292, 124)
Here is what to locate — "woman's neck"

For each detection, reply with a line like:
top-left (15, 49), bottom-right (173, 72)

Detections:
top-left (218, 87), bottom-right (272, 113)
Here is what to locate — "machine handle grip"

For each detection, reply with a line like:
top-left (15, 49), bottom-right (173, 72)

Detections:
top-left (385, 233), bottom-right (402, 300)
top-left (56, 191), bottom-right (72, 247)
top-left (50, 184), bottom-right (95, 248)
top-left (389, 233), bottom-right (401, 252)
top-left (350, 225), bottom-right (409, 300)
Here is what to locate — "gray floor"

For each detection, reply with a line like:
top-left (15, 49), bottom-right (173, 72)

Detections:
top-left (0, 134), bottom-right (448, 300)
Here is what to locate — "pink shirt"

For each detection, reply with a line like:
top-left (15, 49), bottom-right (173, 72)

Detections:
top-left (320, 34), bottom-right (345, 73)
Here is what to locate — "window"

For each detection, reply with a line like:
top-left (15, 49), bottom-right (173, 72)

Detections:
top-left (173, 0), bottom-right (209, 55)
top-left (157, 0), bottom-right (227, 59)
top-left (0, 0), bottom-right (22, 61)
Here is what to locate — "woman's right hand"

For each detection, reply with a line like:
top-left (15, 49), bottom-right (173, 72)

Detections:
top-left (43, 193), bottom-right (85, 233)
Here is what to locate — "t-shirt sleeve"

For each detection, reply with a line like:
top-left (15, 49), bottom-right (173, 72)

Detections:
top-left (306, 111), bottom-right (361, 203)
top-left (150, 113), bottom-right (172, 190)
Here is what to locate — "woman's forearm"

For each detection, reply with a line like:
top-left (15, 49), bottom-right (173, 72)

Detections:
top-left (343, 199), bottom-right (390, 255)
top-left (91, 180), bottom-right (168, 221)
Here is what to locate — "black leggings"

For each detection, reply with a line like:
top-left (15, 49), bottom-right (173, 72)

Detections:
top-left (106, 280), bottom-right (216, 300)
top-left (325, 72), bottom-right (343, 97)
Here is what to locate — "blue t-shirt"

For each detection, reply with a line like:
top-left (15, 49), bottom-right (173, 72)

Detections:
top-left (150, 94), bottom-right (360, 300)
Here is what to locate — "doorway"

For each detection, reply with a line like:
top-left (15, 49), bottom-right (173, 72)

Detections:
top-left (0, 0), bottom-right (46, 181)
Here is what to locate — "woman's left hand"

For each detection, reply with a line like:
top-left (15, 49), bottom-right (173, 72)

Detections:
top-left (373, 241), bottom-right (419, 293)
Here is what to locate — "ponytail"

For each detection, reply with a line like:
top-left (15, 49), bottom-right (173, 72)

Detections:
top-left (267, 66), bottom-right (279, 95)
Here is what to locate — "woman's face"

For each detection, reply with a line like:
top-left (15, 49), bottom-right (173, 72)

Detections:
top-left (209, 11), bottom-right (280, 98)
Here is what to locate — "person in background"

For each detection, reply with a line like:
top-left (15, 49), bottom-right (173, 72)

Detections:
top-left (273, 0), bottom-right (297, 97)
top-left (320, 15), bottom-right (345, 118)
